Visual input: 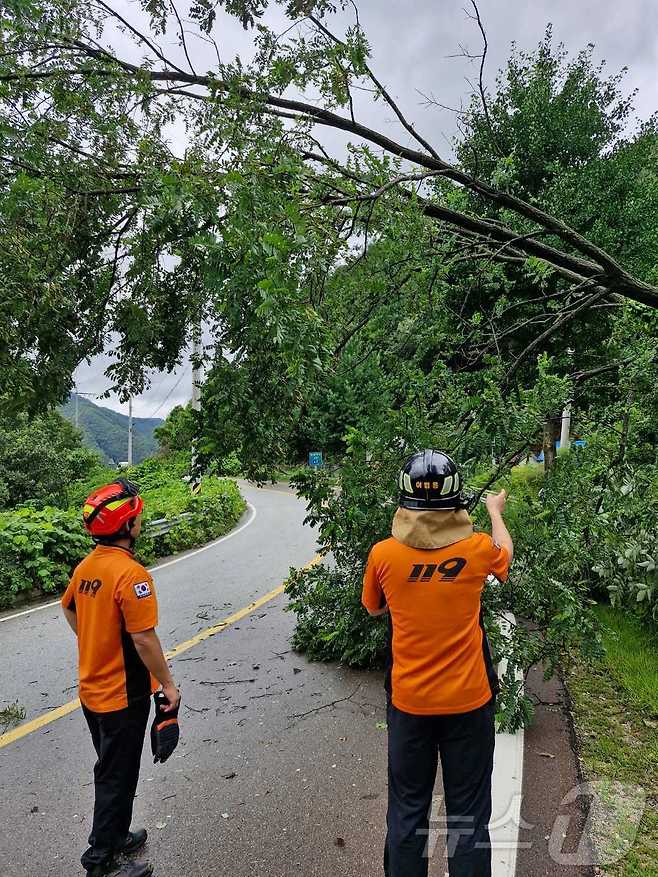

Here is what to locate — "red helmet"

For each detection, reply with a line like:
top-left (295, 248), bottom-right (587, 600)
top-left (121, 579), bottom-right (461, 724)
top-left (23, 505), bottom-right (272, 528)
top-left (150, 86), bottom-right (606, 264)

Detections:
top-left (83, 478), bottom-right (144, 537)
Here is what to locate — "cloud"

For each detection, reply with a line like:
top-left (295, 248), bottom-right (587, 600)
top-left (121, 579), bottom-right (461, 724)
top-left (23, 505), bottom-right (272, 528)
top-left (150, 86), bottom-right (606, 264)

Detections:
top-left (73, 355), bottom-right (193, 420)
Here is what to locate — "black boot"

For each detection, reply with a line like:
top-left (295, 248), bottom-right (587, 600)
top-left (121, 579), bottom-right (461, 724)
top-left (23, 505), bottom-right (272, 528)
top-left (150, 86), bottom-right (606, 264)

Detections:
top-left (85, 858), bottom-right (115, 877)
top-left (119, 829), bottom-right (148, 855)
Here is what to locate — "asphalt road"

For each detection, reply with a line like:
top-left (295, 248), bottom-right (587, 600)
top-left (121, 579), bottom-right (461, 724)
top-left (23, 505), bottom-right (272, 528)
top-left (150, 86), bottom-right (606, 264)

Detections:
top-left (0, 483), bottom-right (311, 722)
top-left (1, 481), bottom-right (594, 877)
top-left (0, 482), bottom-right (407, 877)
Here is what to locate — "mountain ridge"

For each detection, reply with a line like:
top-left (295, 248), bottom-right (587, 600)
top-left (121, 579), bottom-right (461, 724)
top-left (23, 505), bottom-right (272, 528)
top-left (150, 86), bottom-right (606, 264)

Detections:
top-left (60, 395), bottom-right (163, 464)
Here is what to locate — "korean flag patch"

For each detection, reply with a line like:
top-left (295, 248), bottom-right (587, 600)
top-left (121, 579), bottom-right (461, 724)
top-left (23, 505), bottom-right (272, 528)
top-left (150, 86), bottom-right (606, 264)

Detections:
top-left (134, 581), bottom-right (152, 599)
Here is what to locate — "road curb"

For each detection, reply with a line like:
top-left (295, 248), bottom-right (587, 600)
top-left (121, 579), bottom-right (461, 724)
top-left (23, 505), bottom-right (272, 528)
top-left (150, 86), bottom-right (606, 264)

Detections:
top-left (560, 667), bottom-right (597, 877)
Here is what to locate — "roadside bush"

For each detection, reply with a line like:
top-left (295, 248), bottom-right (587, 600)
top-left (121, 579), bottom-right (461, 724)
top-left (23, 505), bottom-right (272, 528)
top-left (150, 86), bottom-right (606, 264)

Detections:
top-left (283, 462), bottom-right (318, 483)
top-left (127, 453), bottom-right (190, 491)
top-left (286, 563), bottom-right (389, 666)
top-left (209, 452), bottom-right (243, 478)
top-left (65, 462), bottom-right (121, 509)
top-left (593, 526), bottom-right (658, 624)
top-left (136, 478), bottom-right (246, 566)
top-left (65, 453), bottom-right (191, 509)
top-left (0, 478), bottom-right (245, 609)
top-left (589, 466), bottom-right (658, 626)
top-left (0, 507), bottom-right (89, 608)
top-left (494, 449), bottom-right (658, 630)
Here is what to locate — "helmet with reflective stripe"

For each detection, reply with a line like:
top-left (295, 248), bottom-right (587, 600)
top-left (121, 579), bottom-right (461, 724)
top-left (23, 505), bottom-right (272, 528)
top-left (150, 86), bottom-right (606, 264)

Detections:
top-left (83, 478), bottom-right (143, 537)
top-left (398, 450), bottom-right (464, 511)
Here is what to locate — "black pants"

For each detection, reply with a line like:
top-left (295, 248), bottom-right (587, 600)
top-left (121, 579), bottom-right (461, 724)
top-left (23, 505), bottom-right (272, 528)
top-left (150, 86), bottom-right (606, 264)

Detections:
top-left (384, 697), bottom-right (495, 877)
top-left (81, 697), bottom-right (151, 872)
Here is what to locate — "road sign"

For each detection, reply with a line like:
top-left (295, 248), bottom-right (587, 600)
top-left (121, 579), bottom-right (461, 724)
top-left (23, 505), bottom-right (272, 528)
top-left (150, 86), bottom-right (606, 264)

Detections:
top-left (308, 451), bottom-right (323, 469)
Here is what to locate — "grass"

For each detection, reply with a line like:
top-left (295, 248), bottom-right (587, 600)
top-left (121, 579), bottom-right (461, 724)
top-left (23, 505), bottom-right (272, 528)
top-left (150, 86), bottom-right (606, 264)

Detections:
top-left (567, 604), bottom-right (658, 877)
top-left (592, 604), bottom-right (658, 715)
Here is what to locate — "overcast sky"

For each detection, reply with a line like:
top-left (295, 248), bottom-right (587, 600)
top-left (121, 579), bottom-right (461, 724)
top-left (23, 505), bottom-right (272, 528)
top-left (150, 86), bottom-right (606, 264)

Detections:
top-left (75, 0), bottom-right (658, 420)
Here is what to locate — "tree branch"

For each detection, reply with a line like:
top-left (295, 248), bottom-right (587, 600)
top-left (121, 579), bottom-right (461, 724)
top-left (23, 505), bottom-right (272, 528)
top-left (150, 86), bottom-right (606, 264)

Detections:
top-left (504, 286), bottom-right (608, 384)
top-left (308, 14), bottom-right (442, 162)
top-left (5, 20), bottom-right (658, 309)
top-left (468, 0), bottom-right (505, 157)
top-left (169, 0), bottom-right (197, 76)
top-left (91, 0), bottom-right (189, 76)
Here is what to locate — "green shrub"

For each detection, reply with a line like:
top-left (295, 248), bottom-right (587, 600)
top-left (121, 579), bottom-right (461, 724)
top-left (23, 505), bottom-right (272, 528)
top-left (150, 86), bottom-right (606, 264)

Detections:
top-left (0, 477), bottom-right (245, 609)
top-left (136, 478), bottom-right (246, 566)
top-left (286, 563), bottom-right (389, 666)
top-left (589, 466), bottom-right (658, 626)
top-left (65, 462), bottom-right (121, 509)
top-left (127, 453), bottom-right (190, 491)
top-left (65, 453), bottom-right (193, 508)
top-left (0, 411), bottom-right (101, 510)
top-left (215, 452), bottom-right (243, 477)
top-left (593, 527), bottom-right (658, 624)
top-left (0, 506), bottom-right (90, 608)
top-left (488, 451), bottom-right (658, 630)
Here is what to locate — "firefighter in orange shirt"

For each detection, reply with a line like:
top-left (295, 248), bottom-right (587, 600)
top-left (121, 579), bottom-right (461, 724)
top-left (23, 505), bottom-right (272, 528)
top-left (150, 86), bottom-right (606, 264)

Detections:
top-left (362, 450), bottom-right (513, 877)
top-left (61, 479), bottom-right (181, 877)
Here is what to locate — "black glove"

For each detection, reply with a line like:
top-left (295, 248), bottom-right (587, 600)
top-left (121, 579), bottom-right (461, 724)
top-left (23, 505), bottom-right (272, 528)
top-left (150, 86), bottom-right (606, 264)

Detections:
top-left (150, 690), bottom-right (180, 764)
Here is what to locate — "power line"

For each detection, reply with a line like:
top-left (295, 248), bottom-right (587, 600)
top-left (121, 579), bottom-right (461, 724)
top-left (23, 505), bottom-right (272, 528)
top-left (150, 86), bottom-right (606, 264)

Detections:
top-left (148, 364), bottom-right (191, 420)
top-left (142, 367), bottom-right (169, 408)
top-left (72, 389), bottom-right (104, 428)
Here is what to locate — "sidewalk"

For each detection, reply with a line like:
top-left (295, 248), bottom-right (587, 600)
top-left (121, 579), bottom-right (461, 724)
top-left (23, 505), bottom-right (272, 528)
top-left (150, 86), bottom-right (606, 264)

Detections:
top-left (516, 664), bottom-right (595, 877)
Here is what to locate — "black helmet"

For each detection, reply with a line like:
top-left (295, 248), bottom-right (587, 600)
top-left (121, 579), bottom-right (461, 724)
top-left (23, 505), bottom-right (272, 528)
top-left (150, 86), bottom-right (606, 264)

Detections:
top-left (398, 450), bottom-right (464, 511)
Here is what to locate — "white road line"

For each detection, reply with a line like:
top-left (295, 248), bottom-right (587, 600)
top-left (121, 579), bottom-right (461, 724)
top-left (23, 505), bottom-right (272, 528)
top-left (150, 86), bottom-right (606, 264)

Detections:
top-left (491, 611), bottom-right (525, 877)
top-left (149, 501), bottom-right (256, 573)
top-left (0, 502), bottom-right (257, 624)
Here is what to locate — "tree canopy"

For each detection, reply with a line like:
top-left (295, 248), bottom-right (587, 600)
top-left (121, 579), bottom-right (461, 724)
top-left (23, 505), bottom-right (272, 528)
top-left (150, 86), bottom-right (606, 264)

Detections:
top-left (1, 0), bottom-right (657, 411)
top-left (2, 0), bottom-right (657, 726)
top-left (0, 410), bottom-right (99, 508)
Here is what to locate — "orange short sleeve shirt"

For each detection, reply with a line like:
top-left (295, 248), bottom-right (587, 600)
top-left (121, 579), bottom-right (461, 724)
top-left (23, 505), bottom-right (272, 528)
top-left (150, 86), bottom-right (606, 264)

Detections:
top-left (362, 532), bottom-right (509, 715)
top-left (61, 545), bottom-right (159, 712)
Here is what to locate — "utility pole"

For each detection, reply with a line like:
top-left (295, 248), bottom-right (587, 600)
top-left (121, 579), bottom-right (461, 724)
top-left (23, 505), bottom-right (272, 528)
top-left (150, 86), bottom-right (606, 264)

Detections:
top-left (560, 404), bottom-right (572, 452)
top-left (127, 397), bottom-right (134, 467)
top-left (543, 415), bottom-right (558, 472)
top-left (190, 324), bottom-right (202, 490)
top-left (191, 327), bottom-right (202, 413)
top-left (560, 347), bottom-right (575, 453)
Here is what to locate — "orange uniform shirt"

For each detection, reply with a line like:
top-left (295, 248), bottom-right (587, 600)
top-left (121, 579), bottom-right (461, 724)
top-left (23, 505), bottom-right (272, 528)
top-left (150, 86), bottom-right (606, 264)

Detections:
top-left (362, 532), bottom-right (509, 715)
top-left (61, 545), bottom-right (159, 713)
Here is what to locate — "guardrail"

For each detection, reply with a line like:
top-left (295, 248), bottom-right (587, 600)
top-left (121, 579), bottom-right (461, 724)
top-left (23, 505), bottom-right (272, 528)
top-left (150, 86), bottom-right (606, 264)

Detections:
top-left (145, 512), bottom-right (193, 537)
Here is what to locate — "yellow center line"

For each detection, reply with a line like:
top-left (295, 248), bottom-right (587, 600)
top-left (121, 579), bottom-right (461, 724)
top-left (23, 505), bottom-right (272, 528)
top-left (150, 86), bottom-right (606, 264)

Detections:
top-left (0, 553), bottom-right (322, 751)
top-left (0, 699), bottom-right (83, 749)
